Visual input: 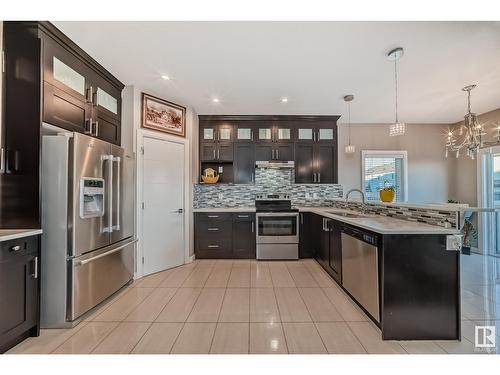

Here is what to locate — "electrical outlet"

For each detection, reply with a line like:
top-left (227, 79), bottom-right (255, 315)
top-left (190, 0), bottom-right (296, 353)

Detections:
top-left (218, 193), bottom-right (223, 200)
top-left (313, 192), bottom-right (318, 199)
top-left (218, 166), bottom-right (223, 173)
top-left (446, 235), bottom-right (463, 251)
top-left (305, 192), bottom-right (311, 199)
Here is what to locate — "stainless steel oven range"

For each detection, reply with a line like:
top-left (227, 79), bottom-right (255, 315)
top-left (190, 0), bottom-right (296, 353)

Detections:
top-left (255, 193), bottom-right (299, 260)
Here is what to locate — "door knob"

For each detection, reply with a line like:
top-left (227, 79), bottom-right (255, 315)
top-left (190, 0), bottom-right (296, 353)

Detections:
top-left (172, 209), bottom-right (184, 213)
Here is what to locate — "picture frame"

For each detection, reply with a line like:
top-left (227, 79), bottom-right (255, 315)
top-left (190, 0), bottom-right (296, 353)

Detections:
top-left (141, 92), bottom-right (186, 137)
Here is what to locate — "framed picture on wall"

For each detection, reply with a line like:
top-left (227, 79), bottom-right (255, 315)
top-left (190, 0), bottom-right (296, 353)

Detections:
top-left (141, 92), bottom-right (186, 137)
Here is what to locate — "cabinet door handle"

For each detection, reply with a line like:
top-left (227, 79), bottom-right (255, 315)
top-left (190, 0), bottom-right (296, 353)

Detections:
top-left (207, 215), bottom-right (219, 218)
top-left (238, 215), bottom-right (249, 218)
top-left (84, 119), bottom-right (92, 135)
top-left (207, 245), bottom-right (219, 248)
top-left (312, 173), bottom-right (316, 183)
top-left (276, 149), bottom-right (279, 160)
top-left (86, 86), bottom-right (93, 103)
top-left (32, 256), bottom-right (38, 279)
top-left (0, 147), bottom-right (5, 174)
top-left (213, 149), bottom-right (216, 159)
top-left (10, 245), bottom-right (22, 252)
top-left (251, 172), bottom-right (255, 183)
top-left (207, 227), bottom-right (219, 231)
top-left (318, 173), bottom-right (321, 183)
top-left (94, 121), bottom-right (99, 137)
top-left (271, 149), bottom-right (275, 159)
top-left (251, 130), bottom-right (254, 141)
top-left (217, 149), bottom-right (220, 159)
top-left (251, 221), bottom-right (254, 233)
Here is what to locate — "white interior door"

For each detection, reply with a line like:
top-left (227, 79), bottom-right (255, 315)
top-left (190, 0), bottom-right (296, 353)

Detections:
top-left (142, 136), bottom-right (185, 275)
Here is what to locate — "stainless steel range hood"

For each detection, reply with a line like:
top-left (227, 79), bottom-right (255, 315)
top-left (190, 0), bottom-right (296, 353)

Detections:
top-left (255, 161), bottom-right (295, 168)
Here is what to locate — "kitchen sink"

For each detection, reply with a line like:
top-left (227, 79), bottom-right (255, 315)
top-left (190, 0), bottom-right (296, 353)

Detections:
top-left (326, 210), bottom-right (368, 218)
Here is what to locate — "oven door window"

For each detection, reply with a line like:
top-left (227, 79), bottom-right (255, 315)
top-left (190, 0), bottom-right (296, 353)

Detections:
top-left (258, 216), bottom-right (297, 236)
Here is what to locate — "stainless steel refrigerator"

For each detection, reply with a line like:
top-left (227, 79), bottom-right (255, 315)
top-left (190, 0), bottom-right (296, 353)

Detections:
top-left (41, 131), bottom-right (135, 328)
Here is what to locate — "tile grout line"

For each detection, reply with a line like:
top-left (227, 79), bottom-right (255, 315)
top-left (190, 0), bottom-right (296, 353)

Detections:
top-left (47, 321), bottom-right (90, 354)
top-left (293, 286), bottom-right (327, 353)
top-left (271, 286), bottom-right (288, 354)
top-left (126, 321), bottom-right (154, 354)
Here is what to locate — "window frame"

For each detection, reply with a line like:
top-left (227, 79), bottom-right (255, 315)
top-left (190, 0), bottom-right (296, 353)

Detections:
top-left (361, 150), bottom-right (409, 203)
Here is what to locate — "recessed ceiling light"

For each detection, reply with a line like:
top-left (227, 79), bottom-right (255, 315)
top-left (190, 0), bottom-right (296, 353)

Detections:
top-left (161, 75), bottom-right (170, 80)
top-left (212, 98), bottom-right (220, 103)
top-left (281, 98), bottom-right (288, 103)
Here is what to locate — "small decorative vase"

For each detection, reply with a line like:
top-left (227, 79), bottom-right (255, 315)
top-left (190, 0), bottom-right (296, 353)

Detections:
top-left (379, 190), bottom-right (395, 203)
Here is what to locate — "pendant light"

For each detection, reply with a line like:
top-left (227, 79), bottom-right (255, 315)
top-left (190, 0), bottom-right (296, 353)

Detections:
top-left (344, 95), bottom-right (355, 154)
top-left (387, 47), bottom-right (406, 136)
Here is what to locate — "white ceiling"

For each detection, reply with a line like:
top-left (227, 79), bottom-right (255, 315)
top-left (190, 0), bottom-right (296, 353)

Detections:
top-left (54, 21), bottom-right (500, 123)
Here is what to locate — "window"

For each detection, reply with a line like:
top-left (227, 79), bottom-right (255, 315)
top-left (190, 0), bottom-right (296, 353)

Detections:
top-left (361, 150), bottom-right (408, 202)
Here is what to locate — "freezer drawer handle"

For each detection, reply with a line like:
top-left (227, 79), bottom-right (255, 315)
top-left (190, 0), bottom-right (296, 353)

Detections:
top-left (76, 239), bottom-right (138, 266)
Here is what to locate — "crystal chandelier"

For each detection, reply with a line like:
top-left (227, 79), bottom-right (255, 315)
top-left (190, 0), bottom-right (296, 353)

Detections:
top-left (445, 84), bottom-right (500, 159)
top-left (344, 94), bottom-right (355, 154)
top-left (387, 47), bottom-right (406, 136)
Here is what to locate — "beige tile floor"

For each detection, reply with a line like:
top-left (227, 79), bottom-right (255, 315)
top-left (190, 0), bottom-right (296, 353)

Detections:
top-left (7, 255), bottom-right (500, 354)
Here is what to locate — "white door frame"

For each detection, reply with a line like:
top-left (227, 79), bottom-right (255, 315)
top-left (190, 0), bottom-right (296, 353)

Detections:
top-left (135, 129), bottom-right (191, 279)
top-left (477, 146), bottom-right (500, 256)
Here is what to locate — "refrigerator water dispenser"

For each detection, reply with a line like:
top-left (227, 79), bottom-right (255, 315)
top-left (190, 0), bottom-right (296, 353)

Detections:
top-left (80, 178), bottom-right (105, 218)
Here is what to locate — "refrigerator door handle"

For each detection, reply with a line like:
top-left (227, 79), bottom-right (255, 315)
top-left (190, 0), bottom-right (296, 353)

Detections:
top-left (113, 156), bottom-right (121, 231)
top-left (102, 154), bottom-right (113, 233)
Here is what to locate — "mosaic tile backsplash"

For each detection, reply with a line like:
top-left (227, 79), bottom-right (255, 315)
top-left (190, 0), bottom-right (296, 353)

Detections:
top-left (195, 167), bottom-right (343, 207)
top-left (194, 167), bottom-right (459, 228)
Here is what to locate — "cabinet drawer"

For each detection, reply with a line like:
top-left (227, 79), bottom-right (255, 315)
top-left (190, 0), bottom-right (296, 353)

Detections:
top-left (195, 237), bottom-right (232, 259)
top-left (232, 212), bottom-right (255, 221)
top-left (196, 221), bottom-right (232, 238)
top-left (195, 212), bottom-right (232, 222)
top-left (0, 236), bottom-right (38, 260)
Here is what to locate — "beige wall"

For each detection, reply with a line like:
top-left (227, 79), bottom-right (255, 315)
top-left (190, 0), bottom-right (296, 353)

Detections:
top-left (338, 123), bottom-right (455, 204)
top-left (450, 107), bottom-right (500, 206)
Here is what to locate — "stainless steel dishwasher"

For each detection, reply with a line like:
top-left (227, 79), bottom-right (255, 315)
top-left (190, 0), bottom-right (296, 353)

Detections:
top-left (341, 226), bottom-right (380, 322)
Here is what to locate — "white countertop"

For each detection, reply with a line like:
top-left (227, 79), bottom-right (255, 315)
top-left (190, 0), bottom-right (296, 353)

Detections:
top-left (0, 229), bottom-right (43, 242)
top-left (193, 207), bottom-right (458, 235)
top-left (299, 207), bottom-right (459, 235)
top-left (193, 207), bottom-right (256, 212)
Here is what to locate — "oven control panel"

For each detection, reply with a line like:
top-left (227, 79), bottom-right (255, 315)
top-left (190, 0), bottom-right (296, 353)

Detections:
top-left (256, 193), bottom-right (291, 200)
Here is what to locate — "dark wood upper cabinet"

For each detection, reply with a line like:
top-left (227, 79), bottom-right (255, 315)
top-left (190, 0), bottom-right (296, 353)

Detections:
top-left (234, 143), bottom-right (255, 184)
top-left (295, 143), bottom-right (315, 183)
top-left (8, 22), bottom-right (124, 146)
top-left (255, 143), bottom-right (273, 161)
top-left (198, 115), bottom-right (339, 184)
top-left (315, 143), bottom-right (337, 184)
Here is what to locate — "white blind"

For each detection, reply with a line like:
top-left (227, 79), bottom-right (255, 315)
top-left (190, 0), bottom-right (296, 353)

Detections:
top-left (363, 152), bottom-right (405, 202)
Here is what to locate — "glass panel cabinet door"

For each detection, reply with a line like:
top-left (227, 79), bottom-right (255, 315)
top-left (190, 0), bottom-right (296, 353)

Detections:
top-left (277, 128), bottom-right (291, 141)
top-left (96, 88), bottom-right (118, 114)
top-left (258, 128), bottom-right (272, 141)
top-left (53, 57), bottom-right (85, 95)
top-left (318, 128), bottom-right (334, 141)
top-left (202, 127), bottom-right (215, 141)
top-left (219, 127), bottom-right (232, 141)
top-left (297, 128), bottom-right (314, 141)
top-left (237, 128), bottom-right (253, 141)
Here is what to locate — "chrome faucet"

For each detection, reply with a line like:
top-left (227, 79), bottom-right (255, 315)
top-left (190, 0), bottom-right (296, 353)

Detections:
top-left (345, 188), bottom-right (366, 204)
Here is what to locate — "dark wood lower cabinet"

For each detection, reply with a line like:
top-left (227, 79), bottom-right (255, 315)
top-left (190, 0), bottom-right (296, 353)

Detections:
top-left (0, 235), bottom-right (40, 353)
top-left (195, 212), bottom-right (256, 259)
top-left (232, 213), bottom-right (256, 259)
